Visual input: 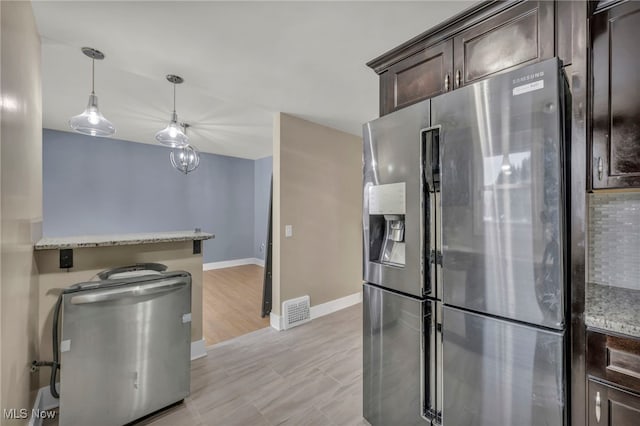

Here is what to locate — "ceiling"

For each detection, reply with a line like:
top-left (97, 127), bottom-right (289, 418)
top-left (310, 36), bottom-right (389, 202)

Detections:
top-left (33, 1), bottom-right (475, 159)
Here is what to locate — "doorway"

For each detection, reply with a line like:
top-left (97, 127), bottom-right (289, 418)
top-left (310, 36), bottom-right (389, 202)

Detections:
top-left (202, 264), bottom-right (270, 345)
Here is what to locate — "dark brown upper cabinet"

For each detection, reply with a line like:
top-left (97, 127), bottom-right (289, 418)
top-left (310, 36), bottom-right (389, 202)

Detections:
top-left (591, 0), bottom-right (640, 190)
top-left (588, 379), bottom-right (640, 426)
top-left (452, 1), bottom-right (554, 89)
top-left (369, 1), bottom-right (558, 116)
top-left (380, 40), bottom-right (453, 115)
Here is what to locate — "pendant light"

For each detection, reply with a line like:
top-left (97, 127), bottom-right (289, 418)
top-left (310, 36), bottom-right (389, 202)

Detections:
top-left (170, 124), bottom-right (200, 174)
top-left (69, 47), bottom-right (116, 137)
top-left (155, 74), bottom-right (188, 147)
top-left (500, 153), bottom-right (513, 176)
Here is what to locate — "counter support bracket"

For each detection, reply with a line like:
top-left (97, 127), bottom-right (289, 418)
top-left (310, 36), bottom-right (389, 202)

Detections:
top-left (59, 249), bottom-right (73, 269)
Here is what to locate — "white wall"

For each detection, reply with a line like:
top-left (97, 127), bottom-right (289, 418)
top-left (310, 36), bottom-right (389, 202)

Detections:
top-left (272, 113), bottom-right (362, 315)
top-left (1, 0), bottom-right (43, 419)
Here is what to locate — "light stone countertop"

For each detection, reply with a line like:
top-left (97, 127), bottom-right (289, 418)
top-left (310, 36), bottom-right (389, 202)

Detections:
top-left (586, 282), bottom-right (640, 338)
top-left (34, 230), bottom-right (214, 250)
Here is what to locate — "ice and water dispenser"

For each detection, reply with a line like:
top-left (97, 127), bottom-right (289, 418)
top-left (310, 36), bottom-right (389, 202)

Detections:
top-left (367, 182), bottom-right (406, 267)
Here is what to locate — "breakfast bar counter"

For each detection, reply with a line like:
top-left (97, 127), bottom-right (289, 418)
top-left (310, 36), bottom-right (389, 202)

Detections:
top-left (34, 230), bottom-right (213, 387)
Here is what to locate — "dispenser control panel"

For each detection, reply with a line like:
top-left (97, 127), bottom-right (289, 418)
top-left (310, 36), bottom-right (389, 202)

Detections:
top-left (368, 183), bottom-right (406, 215)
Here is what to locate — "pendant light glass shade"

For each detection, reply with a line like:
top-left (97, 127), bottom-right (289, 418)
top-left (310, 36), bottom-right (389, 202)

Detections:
top-left (500, 153), bottom-right (513, 176)
top-left (69, 93), bottom-right (115, 137)
top-left (69, 47), bottom-right (115, 138)
top-left (156, 75), bottom-right (188, 148)
top-left (170, 144), bottom-right (200, 174)
top-left (155, 111), bottom-right (188, 147)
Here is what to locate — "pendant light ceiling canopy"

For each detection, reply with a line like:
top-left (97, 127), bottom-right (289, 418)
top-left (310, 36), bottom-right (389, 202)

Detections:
top-left (69, 47), bottom-right (116, 137)
top-left (170, 124), bottom-right (200, 174)
top-left (155, 74), bottom-right (189, 148)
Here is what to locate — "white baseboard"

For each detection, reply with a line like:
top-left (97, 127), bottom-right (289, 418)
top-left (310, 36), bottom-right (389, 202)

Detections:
top-left (270, 312), bottom-right (282, 331)
top-left (310, 291), bottom-right (362, 320)
top-left (203, 257), bottom-right (264, 271)
top-left (269, 291), bottom-right (362, 331)
top-left (191, 338), bottom-right (207, 360)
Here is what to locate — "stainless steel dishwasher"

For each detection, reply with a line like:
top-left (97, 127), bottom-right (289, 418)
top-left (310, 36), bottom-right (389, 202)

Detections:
top-left (58, 269), bottom-right (192, 426)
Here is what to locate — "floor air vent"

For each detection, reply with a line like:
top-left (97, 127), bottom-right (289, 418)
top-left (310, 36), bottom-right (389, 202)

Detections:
top-left (282, 296), bottom-right (311, 330)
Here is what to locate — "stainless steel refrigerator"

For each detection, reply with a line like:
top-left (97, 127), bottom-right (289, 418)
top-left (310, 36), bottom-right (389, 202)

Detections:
top-left (363, 98), bottom-right (442, 425)
top-left (437, 58), bottom-right (566, 426)
top-left (362, 57), bottom-right (566, 425)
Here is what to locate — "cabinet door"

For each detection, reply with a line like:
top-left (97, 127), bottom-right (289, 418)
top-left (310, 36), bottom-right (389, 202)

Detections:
top-left (591, 1), bottom-right (640, 189)
top-left (452, 1), bottom-right (554, 89)
top-left (588, 379), bottom-right (640, 426)
top-left (380, 40), bottom-right (453, 115)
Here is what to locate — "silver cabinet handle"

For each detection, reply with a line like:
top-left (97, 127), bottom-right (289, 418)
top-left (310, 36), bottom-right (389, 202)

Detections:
top-left (70, 278), bottom-right (187, 304)
top-left (595, 391), bottom-right (601, 423)
top-left (444, 73), bottom-right (450, 92)
top-left (455, 69), bottom-right (461, 87)
top-left (597, 157), bottom-right (603, 181)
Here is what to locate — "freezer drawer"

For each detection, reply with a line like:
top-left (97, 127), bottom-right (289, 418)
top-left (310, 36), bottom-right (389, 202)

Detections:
top-left (443, 306), bottom-right (565, 426)
top-left (363, 284), bottom-right (431, 426)
top-left (59, 274), bottom-right (192, 426)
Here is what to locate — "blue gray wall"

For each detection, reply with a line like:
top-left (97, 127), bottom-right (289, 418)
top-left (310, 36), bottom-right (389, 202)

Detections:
top-left (43, 129), bottom-right (271, 264)
top-left (253, 156), bottom-right (272, 260)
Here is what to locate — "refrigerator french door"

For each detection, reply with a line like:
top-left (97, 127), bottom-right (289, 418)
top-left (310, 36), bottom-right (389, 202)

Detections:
top-left (363, 98), bottom-right (441, 426)
top-left (363, 100), bottom-right (431, 298)
top-left (435, 58), bottom-right (567, 425)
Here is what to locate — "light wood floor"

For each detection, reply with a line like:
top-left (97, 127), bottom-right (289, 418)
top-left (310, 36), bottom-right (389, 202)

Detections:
top-left (141, 304), bottom-right (365, 426)
top-left (203, 264), bottom-right (270, 346)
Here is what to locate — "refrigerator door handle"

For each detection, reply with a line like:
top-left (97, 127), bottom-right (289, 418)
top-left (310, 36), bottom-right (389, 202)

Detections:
top-left (420, 125), bottom-right (441, 193)
top-left (420, 302), bottom-right (434, 422)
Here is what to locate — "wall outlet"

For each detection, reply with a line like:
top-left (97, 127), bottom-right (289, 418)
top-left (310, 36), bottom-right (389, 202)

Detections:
top-left (285, 225), bottom-right (293, 238)
top-left (260, 243), bottom-right (265, 252)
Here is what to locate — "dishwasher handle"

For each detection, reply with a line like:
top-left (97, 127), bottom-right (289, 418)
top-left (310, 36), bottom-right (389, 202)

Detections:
top-left (97, 263), bottom-right (167, 280)
top-left (70, 278), bottom-right (188, 305)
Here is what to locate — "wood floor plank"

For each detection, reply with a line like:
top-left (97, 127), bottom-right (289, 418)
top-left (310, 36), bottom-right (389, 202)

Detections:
top-left (146, 304), bottom-right (365, 426)
top-left (202, 264), bottom-right (270, 345)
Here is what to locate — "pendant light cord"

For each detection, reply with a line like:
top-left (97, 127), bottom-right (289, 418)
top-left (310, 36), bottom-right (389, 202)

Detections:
top-left (173, 82), bottom-right (176, 113)
top-left (91, 58), bottom-right (95, 95)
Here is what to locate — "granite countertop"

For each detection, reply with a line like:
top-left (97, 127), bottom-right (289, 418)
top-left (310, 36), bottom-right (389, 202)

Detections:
top-left (34, 231), bottom-right (214, 250)
top-left (586, 282), bottom-right (640, 338)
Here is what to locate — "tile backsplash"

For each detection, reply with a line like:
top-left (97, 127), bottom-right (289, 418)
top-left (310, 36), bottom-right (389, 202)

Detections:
top-left (588, 192), bottom-right (640, 290)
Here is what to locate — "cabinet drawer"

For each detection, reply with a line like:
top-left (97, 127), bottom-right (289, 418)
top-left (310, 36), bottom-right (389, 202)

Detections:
top-left (587, 330), bottom-right (640, 393)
